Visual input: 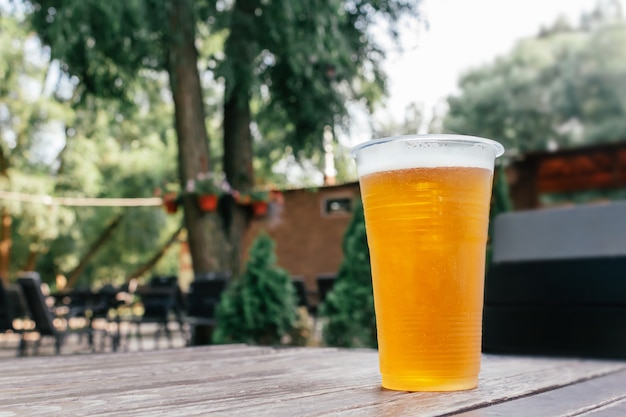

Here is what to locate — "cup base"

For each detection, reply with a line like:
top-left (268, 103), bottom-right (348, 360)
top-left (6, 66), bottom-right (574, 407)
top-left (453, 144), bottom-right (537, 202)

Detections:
top-left (381, 374), bottom-right (478, 392)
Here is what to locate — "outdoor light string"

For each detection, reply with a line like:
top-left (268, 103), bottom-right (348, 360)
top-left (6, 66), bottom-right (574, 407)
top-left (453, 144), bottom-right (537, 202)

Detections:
top-left (0, 175), bottom-right (286, 208)
top-left (0, 189), bottom-right (163, 207)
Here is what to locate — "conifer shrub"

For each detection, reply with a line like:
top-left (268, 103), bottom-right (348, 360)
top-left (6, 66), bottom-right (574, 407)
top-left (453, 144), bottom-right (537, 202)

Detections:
top-left (212, 233), bottom-right (298, 345)
top-left (487, 164), bottom-right (513, 265)
top-left (320, 199), bottom-right (376, 348)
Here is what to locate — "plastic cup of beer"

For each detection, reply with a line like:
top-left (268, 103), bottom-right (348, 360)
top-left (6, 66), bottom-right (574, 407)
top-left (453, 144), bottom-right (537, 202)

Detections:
top-left (351, 134), bottom-right (504, 392)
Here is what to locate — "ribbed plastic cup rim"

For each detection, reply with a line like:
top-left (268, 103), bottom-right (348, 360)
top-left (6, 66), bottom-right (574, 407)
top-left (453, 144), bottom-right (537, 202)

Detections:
top-left (350, 134), bottom-right (505, 158)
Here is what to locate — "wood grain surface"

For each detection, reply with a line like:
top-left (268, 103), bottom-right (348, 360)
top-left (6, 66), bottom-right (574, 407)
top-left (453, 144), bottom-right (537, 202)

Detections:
top-left (0, 345), bottom-right (624, 416)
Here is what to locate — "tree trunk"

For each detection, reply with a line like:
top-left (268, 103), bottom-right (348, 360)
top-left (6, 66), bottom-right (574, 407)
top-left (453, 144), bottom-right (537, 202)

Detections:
top-left (222, 0), bottom-right (257, 278)
top-left (0, 145), bottom-right (10, 284)
top-left (66, 213), bottom-right (125, 288)
top-left (165, 0), bottom-right (227, 277)
top-left (0, 207), bottom-right (10, 285)
top-left (127, 223), bottom-right (184, 281)
top-left (223, 87), bottom-right (254, 278)
top-left (22, 248), bottom-right (39, 272)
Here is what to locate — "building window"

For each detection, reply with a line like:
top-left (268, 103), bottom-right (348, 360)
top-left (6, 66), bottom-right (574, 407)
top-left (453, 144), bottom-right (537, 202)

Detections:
top-left (323, 197), bottom-right (352, 216)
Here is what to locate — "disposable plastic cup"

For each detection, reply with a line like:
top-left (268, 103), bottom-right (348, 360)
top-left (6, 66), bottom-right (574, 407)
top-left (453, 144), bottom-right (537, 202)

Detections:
top-left (351, 134), bottom-right (504, 392)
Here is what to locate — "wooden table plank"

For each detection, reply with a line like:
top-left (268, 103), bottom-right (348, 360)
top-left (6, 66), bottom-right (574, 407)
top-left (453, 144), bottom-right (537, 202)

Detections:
top-left (454, 369), bottom-right (626, 417)
top-left (579, 399), bottom-right (626, 417)
top-left (0, 346), bottom-right (624, 416)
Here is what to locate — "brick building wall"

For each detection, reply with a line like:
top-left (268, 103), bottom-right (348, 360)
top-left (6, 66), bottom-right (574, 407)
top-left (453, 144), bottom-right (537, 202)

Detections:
top-left (242, 182), bottom-right (360, 306)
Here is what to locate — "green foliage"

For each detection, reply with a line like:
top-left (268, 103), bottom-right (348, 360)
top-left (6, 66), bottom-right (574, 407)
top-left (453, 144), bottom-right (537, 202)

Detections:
top-left (491, 164), bottom-right (514, 217)
top-left (48, 135), bottom-right (179, 284)
top-left (247, 1), bottom-right (420, 157)
top-left (541, 187), bottom-right (626, 206)
top-left (487, 164), bottom-right (513, 266)
top-left (0, 10), bottom-right (182, 284)
top-left (27, 0), bottom-right (420, 161)
top-left (0, 12), bottom-right (72, 173)
top-left (22, 0), bottom-right (422, 283)
top-left (320, 199), bottom-right (376, 348)
top-left (38, 78), bottom-right (179, 283)
top-left (0, 11), bottom-right (75, 275)
top-left (29, 0), bottom-right (167, 102)
top-left (213, 233), bottom-right (297, 345)
top-left (7, 171), bottom-right (74, 268)
top-left (443, 5), bottom-right (626, 153)
top-left (190, 172), bottom-right (229, 195)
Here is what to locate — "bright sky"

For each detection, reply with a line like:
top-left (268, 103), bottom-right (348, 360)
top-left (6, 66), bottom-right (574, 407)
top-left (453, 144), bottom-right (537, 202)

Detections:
top-left (374, 0), bottom-right (625, 133)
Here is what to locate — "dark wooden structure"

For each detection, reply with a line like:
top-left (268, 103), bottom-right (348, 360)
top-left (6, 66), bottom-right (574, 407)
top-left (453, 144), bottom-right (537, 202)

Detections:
top-left (508, 141), bottom-right (626, 209)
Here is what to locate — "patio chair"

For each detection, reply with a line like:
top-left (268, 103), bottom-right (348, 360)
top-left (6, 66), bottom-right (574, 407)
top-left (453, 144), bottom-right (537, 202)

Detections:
top-left (90, 284), bottom-right (125, 351)
top-left (0, 278), bottom-right (26, 355)
top-left (185, 277), bottom-right (228, 345)
top-left (291, 277), bottom-right (310, 313)
top-left (0, 278), bottom-right (15, 333)
top-left (17, 272), bottom-right (94, 356)
top-left (61, 284), bottom-right (124, 352)
top-left (314, 274), bottom-right (337, 314)
top-left (131, 276), bottom-right (186, 349)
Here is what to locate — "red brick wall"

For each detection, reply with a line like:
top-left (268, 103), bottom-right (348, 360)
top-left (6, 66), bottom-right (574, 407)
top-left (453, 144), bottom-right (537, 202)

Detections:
top-left (242, 182), bottom-right (360, 305)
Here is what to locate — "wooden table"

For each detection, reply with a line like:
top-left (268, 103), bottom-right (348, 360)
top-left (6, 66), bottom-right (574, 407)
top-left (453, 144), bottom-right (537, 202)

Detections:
top-left (1, 345), bottom-right (625, 416)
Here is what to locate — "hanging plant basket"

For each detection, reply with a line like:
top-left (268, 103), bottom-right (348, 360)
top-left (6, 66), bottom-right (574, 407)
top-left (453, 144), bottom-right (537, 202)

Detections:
top-left (252, 201), bottom-right (268, 217)
top-left (163, 193), bottom-right (179, 214)
top-left (235, 193), bottom-right (252, 205)
top-left (197, 194), bottom-right (218, 212)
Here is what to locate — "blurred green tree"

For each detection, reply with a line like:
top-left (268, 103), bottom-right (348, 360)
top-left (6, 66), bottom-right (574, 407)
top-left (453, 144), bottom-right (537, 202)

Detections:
top-left (320, 199), bottom-right (376, 348)
top-left (0, 6), bottom-right (185, 286)
top-left (212, 233), bottom-right (297, 345)
top-left (0, 11), bottom-right (74, 283)
top-left (27, 0), bottom-right (422, 279)
top-left (444, 2), bottom-right (626, 154)
top-left (486, 164), bottom-right (513, 266)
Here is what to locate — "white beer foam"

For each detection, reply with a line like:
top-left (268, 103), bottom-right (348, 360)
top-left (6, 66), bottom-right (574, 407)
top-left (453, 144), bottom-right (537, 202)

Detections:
top-left (352, 135), bottom-right (503, 177)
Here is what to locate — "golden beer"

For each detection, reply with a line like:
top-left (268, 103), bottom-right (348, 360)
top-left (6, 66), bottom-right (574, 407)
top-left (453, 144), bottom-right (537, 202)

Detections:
top-left (352, 135), bottom-right (503, 392)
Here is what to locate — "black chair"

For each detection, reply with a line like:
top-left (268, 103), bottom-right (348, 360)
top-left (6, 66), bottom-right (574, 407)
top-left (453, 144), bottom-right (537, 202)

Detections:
top-left (0, 279), bottom-right (26, 355)
top-left (185, 277), bottom-right (228, 345)
top-left (150, 275), bottom-right (178, 287)
top-left (315, 274), bottom-right (337, 312)
top-left (0, 278), bottom-right (15, 333)
top-left (51, 285), bottom-right (123, 352)
top-left (150, 275), bottom-right (186, 319)
top-left (53, 288), bottom-right (92, 314)
top-left (4, 284), bottom-right (29, 322)
top-left (291, 277), bottom-right (310, 312)
top-left (88, 284), bottom-right (124, 351)
top-left (17, 272), bottom-right (93, 356)
top-left (132, 276), bottom-right (185, 349)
